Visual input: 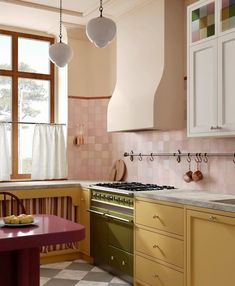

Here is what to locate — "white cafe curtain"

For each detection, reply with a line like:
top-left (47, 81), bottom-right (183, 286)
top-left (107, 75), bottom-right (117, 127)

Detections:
top-left (0, 123), bottom-right (10, 181)
top-left (31, 124), bottom-right (67, 180)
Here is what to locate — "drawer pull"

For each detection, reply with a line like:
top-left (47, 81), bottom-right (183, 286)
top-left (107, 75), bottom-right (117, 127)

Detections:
top-left (122, 260), bottom-right (126, 266)
top-left (210, 126), bottom-right (222, 130)
top-left (152, 214), bottom-right (159, 219)
top-left (153, 274), bottom-right (159, 278)
top-left (209, 215), bottom-right (217, 221)
top-left (153, 244), bottom-right (159, 248)
top-left (110, 256), bottom-right (114, 261)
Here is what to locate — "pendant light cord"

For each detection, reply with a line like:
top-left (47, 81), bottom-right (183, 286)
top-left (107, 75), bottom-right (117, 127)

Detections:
top-left (99, 0), bottom-right (103, 17)
top-left (59, 0), bottom-right (62, 43)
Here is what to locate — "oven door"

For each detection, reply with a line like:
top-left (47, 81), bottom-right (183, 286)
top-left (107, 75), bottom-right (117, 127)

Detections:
top-left (89, 208), bottom-right (109, 267)
top-left (107, 211), bottom-right (133, 254)
top-left (89, 206), bottom-right (133, 278)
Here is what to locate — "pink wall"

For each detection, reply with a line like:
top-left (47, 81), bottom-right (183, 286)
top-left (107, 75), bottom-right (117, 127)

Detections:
top-left (68, 98), bottom-right (112, 180)
top-left (68, 97), bottom-right (235, 194)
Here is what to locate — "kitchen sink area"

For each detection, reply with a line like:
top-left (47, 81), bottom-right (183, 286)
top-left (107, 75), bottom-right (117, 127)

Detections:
top-left (211, 199), bottom-right (235, 205)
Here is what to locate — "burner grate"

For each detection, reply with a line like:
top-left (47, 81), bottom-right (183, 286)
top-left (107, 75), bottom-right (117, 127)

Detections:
top-left (94, 182), bottom-right (175, 191)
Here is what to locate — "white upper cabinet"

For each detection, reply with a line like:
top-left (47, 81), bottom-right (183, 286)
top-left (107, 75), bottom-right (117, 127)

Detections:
top-left (189, 39), bottom-right (218, 134)
top-left (188, 0), bottom-right (235, 137)
top-left (218, 32), bottom-right (235, 131)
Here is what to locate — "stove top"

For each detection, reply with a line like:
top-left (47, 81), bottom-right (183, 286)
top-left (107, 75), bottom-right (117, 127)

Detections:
top-left (93, 182), bottom-right (175, 192)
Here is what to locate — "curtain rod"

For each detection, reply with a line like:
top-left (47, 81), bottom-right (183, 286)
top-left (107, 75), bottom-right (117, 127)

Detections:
top-left (0, 121), bottom-right (66, 126)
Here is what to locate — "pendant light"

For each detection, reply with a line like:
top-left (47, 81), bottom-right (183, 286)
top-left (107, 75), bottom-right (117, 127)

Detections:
top-left (86, 0), bottom-right (116, 48)
top-left (49, 0), bottom-right (73, 67)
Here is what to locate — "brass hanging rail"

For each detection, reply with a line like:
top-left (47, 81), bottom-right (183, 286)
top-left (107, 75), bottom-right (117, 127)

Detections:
top-left (124, 150), bottom-right (235, 163)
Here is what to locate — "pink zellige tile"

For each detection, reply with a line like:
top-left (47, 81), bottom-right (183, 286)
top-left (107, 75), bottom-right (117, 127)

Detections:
top-left (207, 2), bottom-right (215, 14)
top-left (222, 0), bottom-right (229, 9)
top-left (192, 31), bottom-right (200, 43)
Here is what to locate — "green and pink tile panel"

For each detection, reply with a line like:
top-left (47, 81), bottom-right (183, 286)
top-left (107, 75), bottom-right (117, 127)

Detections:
top-left (191, 2), bottom-right (215, 43)
top-left (221, 0), bottom-right (235, 31)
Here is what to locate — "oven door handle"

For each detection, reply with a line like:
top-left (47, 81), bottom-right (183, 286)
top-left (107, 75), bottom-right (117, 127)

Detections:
top-left (87, 209), bottom-right (105, 216)
top-left (104, 213), bottom-right (133, 224)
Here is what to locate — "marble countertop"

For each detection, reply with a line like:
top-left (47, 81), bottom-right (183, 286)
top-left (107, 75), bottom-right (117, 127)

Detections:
top-left (135, 189), bottom-right (235, 213)
top-left (1, 180), bottom-right (235, 213)
top-left (0, 180), bottom-right (98, 190)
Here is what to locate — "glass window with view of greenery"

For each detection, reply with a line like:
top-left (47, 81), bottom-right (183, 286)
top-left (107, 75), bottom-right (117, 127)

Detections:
top-left (0, 30), bottom-right (54, 179)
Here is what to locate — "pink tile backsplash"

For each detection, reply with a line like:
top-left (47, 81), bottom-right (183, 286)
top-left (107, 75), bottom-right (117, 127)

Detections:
top-left (68, 97), bottom-right (235, 194)
top-left (68, 98), bottom-right (112, 180)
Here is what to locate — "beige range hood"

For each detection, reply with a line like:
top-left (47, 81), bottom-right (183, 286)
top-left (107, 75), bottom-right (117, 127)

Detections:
top-left (107, 0), bottom-right (185, 132)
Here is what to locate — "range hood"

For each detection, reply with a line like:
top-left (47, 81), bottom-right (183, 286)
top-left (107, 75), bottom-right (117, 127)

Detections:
top-left (107, 0), bottom-right (185, 132)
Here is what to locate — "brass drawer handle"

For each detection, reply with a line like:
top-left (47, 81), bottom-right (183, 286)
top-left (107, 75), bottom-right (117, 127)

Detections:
top-left (209, 215), bottom-right (217, 221)
top-left (153, 244), bottom-right (159, 248)
top-left (153, 274), bottom-right (159, 278)
top-left (153, 214), bottom-right (159, 219)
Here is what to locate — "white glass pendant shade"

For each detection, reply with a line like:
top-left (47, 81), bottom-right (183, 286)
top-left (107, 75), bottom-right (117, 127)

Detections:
top-left (86, 17), bottom-right (116, 48)
top-left (49, 42), bottom-right (73, 68)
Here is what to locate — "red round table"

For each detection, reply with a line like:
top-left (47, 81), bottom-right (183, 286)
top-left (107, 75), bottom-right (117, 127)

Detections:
top-left (0, 214), bottom-right (85, 286)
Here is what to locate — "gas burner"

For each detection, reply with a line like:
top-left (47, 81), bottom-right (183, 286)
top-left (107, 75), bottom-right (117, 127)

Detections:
top-left (94, 182), bottom-right (175, 191)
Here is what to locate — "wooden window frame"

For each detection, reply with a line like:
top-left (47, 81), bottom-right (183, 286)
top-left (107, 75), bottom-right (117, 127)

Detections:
top-left (0, 29), bottom-right (55, 180)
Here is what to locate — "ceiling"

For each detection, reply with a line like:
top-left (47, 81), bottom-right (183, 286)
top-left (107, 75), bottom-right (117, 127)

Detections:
top-left (0, 0), bottom-right (150, 34)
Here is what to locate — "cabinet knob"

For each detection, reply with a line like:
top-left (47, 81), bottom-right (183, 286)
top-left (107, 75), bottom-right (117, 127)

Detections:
top-left (122, 260), bottom-right (126, 266)
top-left (210, 126), bottom-right (222, 130)
top-left (209, 215), bottom-right (217, 221)
top-left (153, 274), bottom-right (159, 278)
top-left (110, 256), bottom-right (114, 261)
top-left (153, 244), bottom-right (159, 248)
top-left (153, 214), bottom-right (159, 219)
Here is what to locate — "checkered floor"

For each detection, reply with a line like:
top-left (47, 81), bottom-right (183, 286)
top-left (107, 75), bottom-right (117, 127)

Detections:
top-left (40, 259), bottom-right (132, 286)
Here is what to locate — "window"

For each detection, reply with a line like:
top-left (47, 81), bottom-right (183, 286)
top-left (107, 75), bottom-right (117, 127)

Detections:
top-left (0, 30), bottom-right (54, 179)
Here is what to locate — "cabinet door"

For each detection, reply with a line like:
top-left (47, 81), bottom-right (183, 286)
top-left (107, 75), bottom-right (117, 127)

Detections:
top-left (188, 39), bottom-right (218, 135)
top-left (79, 188), bottom-right (90, 255)
top-left (186, 210), bottom-right (235, 286)
top-left (218, 32), bottom-right (235, 132)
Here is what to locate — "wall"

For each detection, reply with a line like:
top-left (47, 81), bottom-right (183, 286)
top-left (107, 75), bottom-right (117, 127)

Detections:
top-left (68, 95), bottom-right (235, 194)
top-left (67, 1), bottom-right (235, 194)
top-left (67, 27), bottom-right (116, 98)
top-left (68, 98), bottom-right (112, 180)
top-left (67, 27), bottom-right (115, 179)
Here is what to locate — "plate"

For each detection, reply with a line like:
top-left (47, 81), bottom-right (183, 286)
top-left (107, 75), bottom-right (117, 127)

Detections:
top-left (0, 219), bottom-right (39, 227)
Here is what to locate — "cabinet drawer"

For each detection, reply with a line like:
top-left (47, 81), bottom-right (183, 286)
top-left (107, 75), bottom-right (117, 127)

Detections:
top-left (135, 228), bottom-right (183, 268)
top-left (135, 255), bottom-right (183, 286)
top-left (108, 246), bottom-right (133, 276)
top-left (135, 200), bottom-right (184, 235)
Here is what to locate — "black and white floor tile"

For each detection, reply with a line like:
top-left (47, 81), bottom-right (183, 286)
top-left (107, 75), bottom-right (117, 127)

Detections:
top-left (40, 259), bottom-right (132, 286)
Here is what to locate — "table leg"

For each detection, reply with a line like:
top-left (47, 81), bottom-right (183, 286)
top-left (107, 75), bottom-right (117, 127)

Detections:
top-left (0, 248), bottom-right (40, 286)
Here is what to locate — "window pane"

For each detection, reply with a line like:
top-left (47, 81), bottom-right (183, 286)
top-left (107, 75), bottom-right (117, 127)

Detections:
top-left (0, 76), bottom-right (12, 121)
top-left (18, 78), bottom-right (50, 123)
top-left (18, 38), bottom-right (50, 74)
top-left (0, 34), bottom-right (12, 70)
top-left (18, 78), bottom-right (50, 174)
top-left (18, 124), bottom-right (33, 174)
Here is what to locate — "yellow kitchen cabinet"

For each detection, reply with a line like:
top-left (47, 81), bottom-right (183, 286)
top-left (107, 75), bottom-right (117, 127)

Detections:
top-left (78, 188), bottom-right (90, 257)
top-left (186, 208), bottom-right (235, 286)
top-left (134, 198), bottom-right (184, 286)
top-left (135, 199), bottom-right (184, 235)
top-left (135, 255), bottom-right (183, 286)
